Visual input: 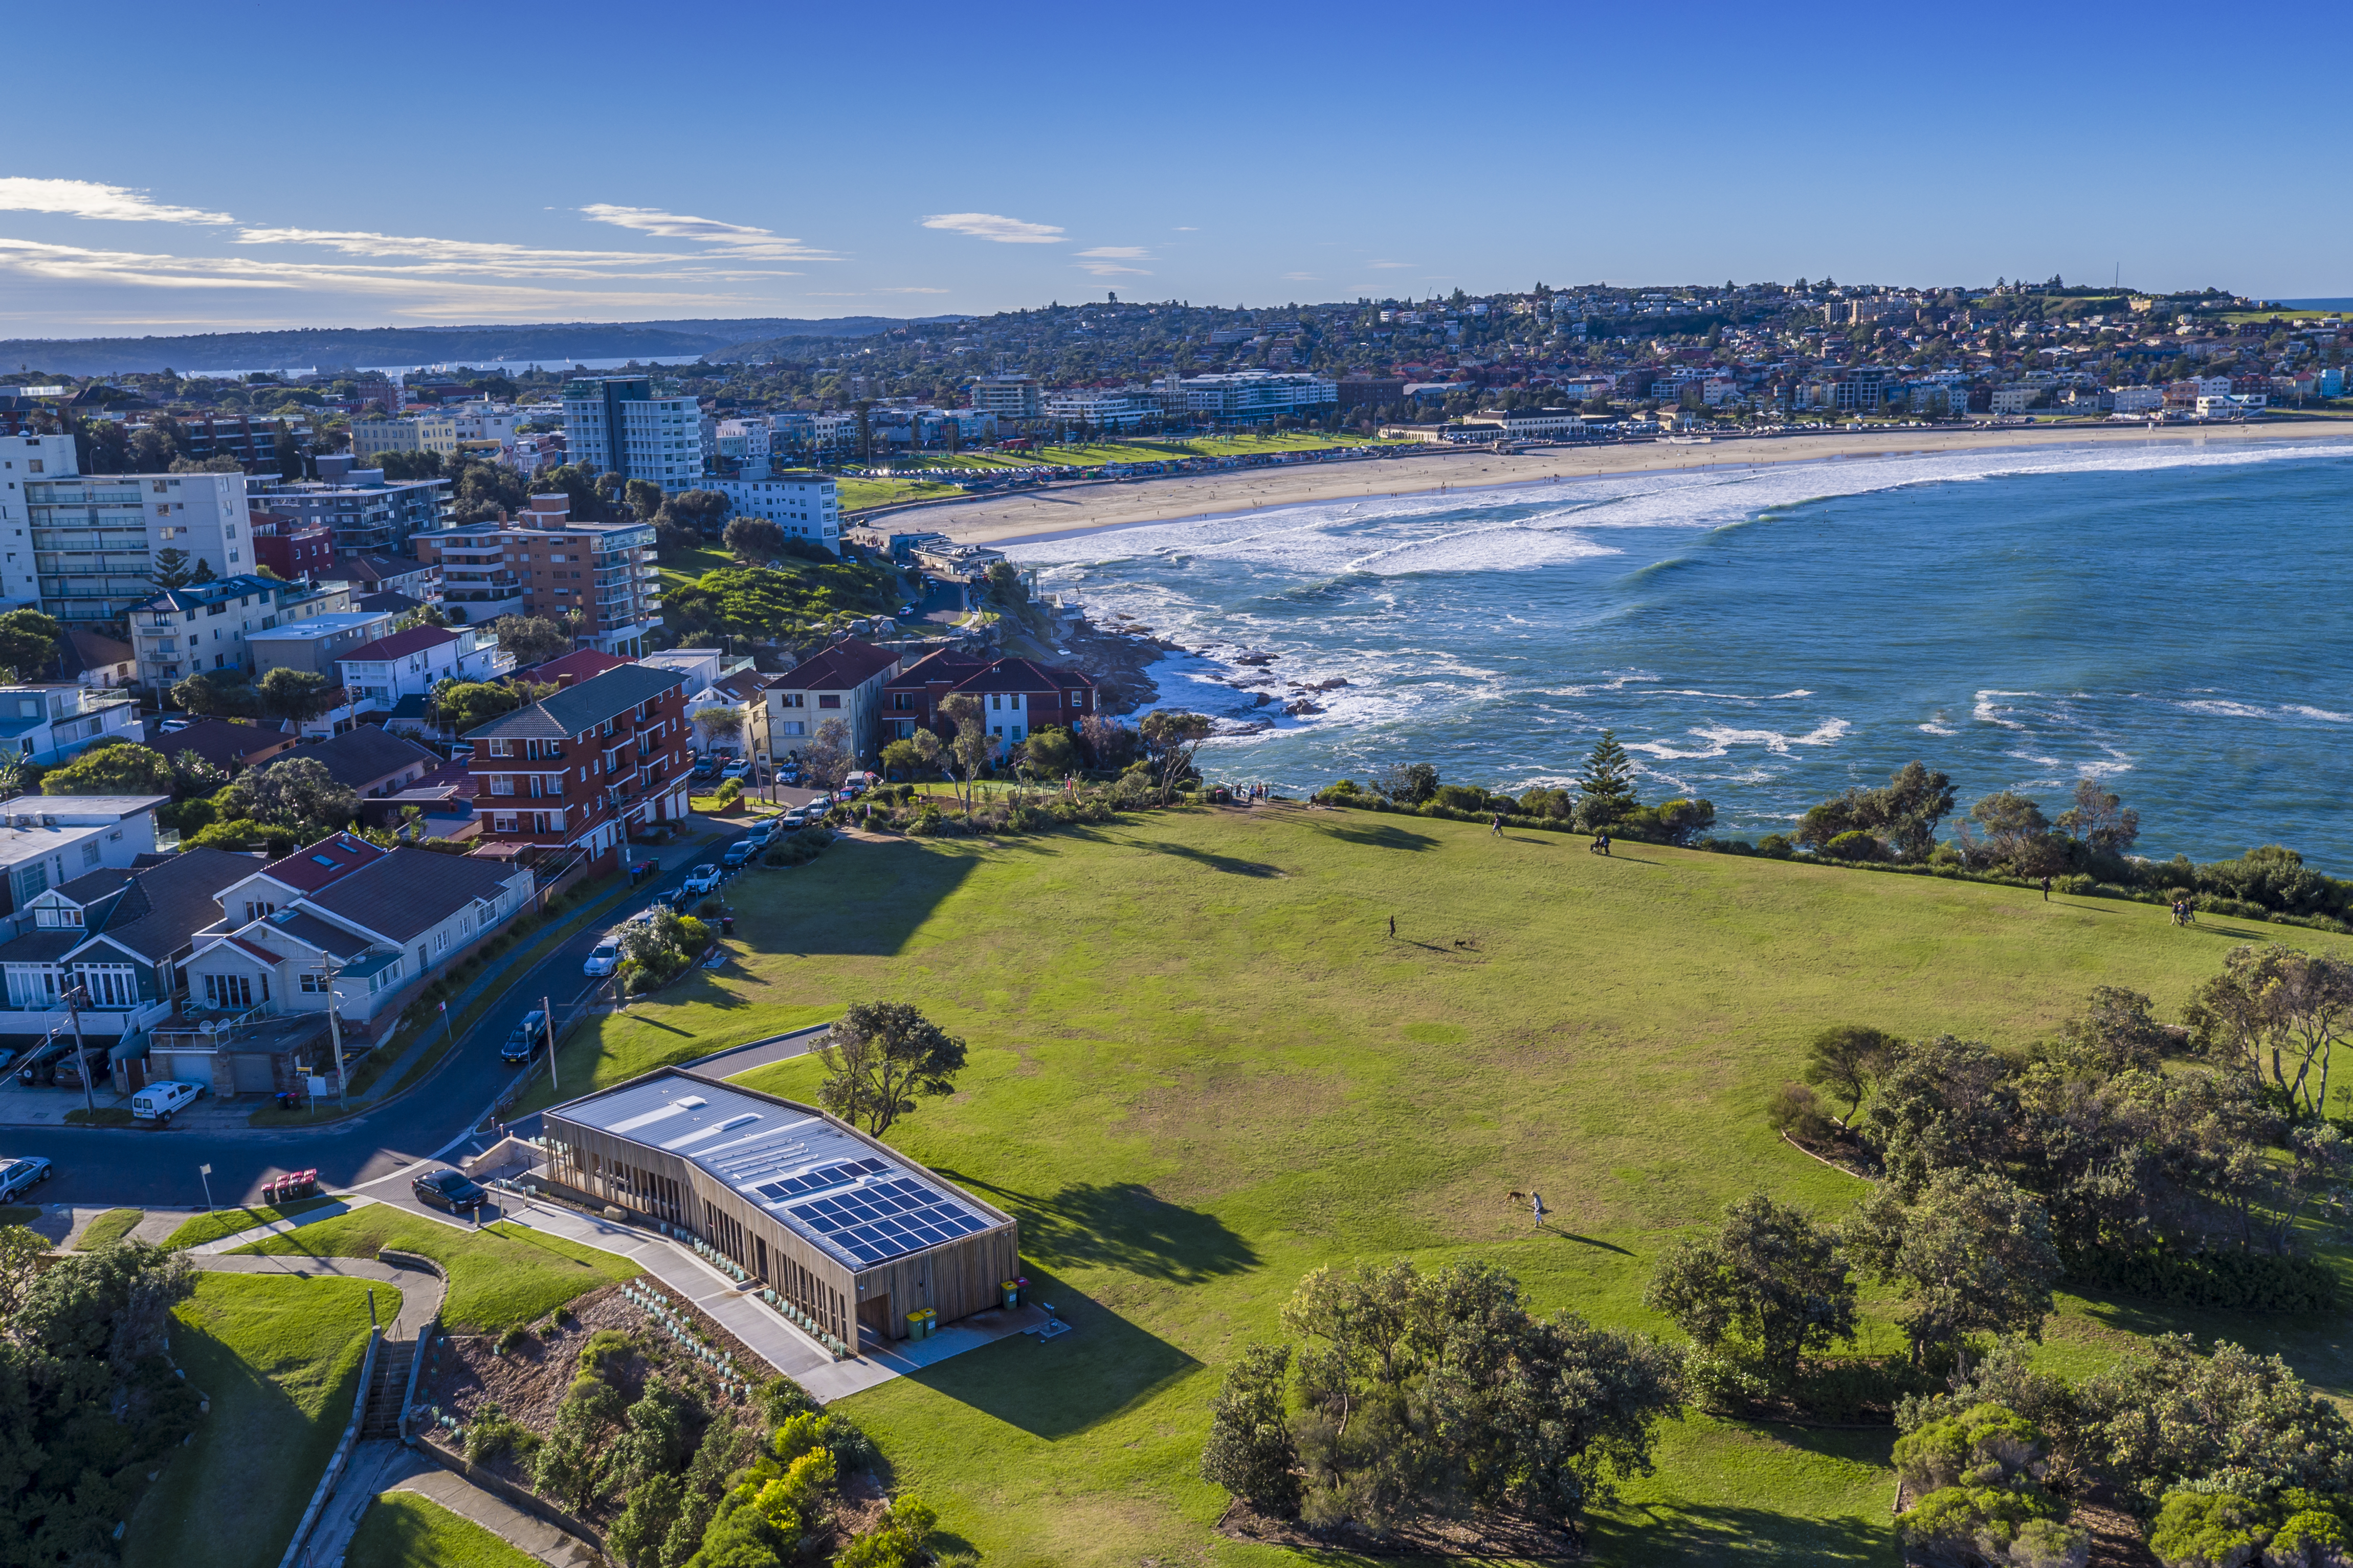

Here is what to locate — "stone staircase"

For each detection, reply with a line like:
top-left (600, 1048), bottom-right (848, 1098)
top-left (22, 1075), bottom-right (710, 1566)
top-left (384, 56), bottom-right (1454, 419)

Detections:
top-left (359, 1336), bottom-right (416, 1440)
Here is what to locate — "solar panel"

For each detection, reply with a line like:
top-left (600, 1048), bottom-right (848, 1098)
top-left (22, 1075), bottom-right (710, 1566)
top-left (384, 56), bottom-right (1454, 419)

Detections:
top-left (752, 1156), bottom-right (895, 1205)
top-left (782, 1174), bottom-right (988, 1265)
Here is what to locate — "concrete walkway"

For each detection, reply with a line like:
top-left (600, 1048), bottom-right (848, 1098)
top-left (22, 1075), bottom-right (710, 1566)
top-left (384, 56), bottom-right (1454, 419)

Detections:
top-left (677, 1024), bottom-right (832, 1084)
top-left (391, 1466), bottom-right (604, 1567)
top-left (187, 1193), bottom-right (380, 1255)
top-left (298, 1439), bottom-right (428, 1568)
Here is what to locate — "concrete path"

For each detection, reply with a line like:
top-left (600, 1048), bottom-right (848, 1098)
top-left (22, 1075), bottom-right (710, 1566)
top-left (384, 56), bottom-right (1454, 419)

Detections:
top-left (298, 1439), bottom-right (429, 1568)
top-left (391, 1467), bottom-right (603, 1567)
top-left (677, 1024), bottom-right (832, 1084)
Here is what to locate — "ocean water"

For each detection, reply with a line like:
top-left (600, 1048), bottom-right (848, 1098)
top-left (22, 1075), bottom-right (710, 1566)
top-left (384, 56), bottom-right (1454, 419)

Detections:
top-left (1006, 437), bottom-right (2353, 868)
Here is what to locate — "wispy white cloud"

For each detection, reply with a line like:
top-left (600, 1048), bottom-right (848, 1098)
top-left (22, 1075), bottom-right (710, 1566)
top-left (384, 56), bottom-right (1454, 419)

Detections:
top-left (1282, 271), bottom-right (1320, 281)
top-left (1077, 246), bottom-right (1150, 260)
top-left (1366, 259), bottom-right (1415, 269)
top-left (921, 212), bottom-right (1064, 244)
top-left (1076, 262), bottom-right (1150, 277)
top-left (877, 286), bottom-right (951, 294)
top-left (0, 176), bottom-right (235, 225)
top-left (579, 205), bottom-right (837, 260)
top-left (236, 228), bottom-right (676, 267)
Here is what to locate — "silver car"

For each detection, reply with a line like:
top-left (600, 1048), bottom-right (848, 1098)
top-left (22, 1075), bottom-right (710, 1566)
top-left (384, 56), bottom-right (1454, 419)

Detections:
top-left (583, 941), bottom-right (620, 978)
top-left (0, 1154), bottom-right (53, 1203)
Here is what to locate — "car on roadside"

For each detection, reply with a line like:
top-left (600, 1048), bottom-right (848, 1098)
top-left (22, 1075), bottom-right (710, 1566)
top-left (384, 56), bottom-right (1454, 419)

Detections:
top-left (583, 941), bottom-right (621, 978)
top-left (720, 758), bottom-right (752, 781)
top-left (0, 1154), bottom-right (52, 1202)
top-left (898, 602), bottom-right (917, 618)
top-left (500, 1010), bottom-right (549, 1065)
top-left (132, 1080), bottom-right (205, 1126)
top-left (682, 864), bottom-right (722, 895)
top-left (721, 840), bottom-right (756, 869)
top-left (691, 756), bottom-right (720, 780)
top-left (411, 1168), bottom-right (487, 1212)
top-left (55, 1048), bottom-right (109, 1091)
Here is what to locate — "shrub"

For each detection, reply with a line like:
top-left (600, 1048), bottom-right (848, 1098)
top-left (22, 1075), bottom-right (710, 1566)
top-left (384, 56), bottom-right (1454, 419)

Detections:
top-left (1894, 1403), bottom-right (2047, 1494)
top-left (464, 1399), bottom-right (541, 1465)
top-left (1824, 830), bottom-right (1883, 861)
top-left (1898, 1484), bottom-right (2067, 1566)
top-left (579, 1327), bottom-right (633, 1376)
top-left (759, 1375), bottom-right (820, 1426)
top-left (2147, 1490), bottom-right (2270, 1568)
top-left (713, 778), bottom-right (743, 807)
top-left (2068, 1246), bottom-right (2338, 1313)
top-left (1757, 833), bottom-right (1795, 858)
top-left (1766, 1081), bottom-right (1832, 1141)
top-left (494, 1325), bottom-right (530, 1355)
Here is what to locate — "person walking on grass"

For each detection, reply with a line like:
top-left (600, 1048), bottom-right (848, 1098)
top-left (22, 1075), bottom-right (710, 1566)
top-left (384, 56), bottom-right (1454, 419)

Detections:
top-left (1529, 1191), bottom-right (1546, 1229)
top-left (2041, 875), bottom-right (2052, 902)
top-left (1491, 811), bottom-right (1504, 837)
top-left (1388, 913), bottom-right (1396, 938)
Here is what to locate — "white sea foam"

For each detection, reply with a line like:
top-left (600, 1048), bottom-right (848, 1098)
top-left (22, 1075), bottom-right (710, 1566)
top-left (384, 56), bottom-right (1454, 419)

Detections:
top-left (1626, 719), bottom-right (1851, 760)
top-left (1973, 690), bottom-right (2038, 729)
top-left (2174, 699), bottom-right (2274, 719)
top-left (2284, 704), bottom-right (2353, 723)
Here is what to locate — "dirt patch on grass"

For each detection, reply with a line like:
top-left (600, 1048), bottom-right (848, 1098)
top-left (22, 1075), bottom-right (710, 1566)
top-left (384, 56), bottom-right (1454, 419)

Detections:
top-left (1118, 1068), bottom-right (1347, 1203)
top-left (1216, 1498), bottom-right (1581, 1560)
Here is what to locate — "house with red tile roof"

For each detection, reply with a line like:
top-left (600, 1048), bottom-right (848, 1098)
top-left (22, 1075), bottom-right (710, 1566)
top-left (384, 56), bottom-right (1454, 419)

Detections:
top-left (881, 649), bottom-right (1096, 751)
top-left (335, 623), bottom-right (512, 717)
top-left (763, 638), bottom-right (901, 765)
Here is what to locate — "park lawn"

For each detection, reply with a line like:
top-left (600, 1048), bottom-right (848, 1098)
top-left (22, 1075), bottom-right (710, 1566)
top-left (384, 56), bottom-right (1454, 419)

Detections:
top-left (836, 476), bottom-right (963, 513)
top-left (160, 1193), bottom-right (349, 1250)
top-left (124, 1271), bottom-right (392, 1568)
top-left (507, 806), bottom-right (2353, 1565)
top-left (346, 1492), bottom-right (543, 1568)
top-left (74, 1207), bottom-right (142, 1249)
top-left (232, 1209), bottom-right (637, 1331)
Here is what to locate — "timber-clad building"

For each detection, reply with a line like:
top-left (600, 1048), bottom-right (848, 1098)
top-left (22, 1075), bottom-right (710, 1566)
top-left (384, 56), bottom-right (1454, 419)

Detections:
top-left (541, 1069), bottom-right (1018, 1344)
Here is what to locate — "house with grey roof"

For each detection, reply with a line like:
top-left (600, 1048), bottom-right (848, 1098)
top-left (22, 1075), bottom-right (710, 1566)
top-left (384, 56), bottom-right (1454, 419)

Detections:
top-left (462, 661), bottom-right (692, 865)
top-left (0, 847), bottom-right (254, 1045)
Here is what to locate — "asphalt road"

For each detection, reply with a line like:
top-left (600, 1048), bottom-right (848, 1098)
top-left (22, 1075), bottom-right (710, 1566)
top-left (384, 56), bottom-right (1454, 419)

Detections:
top-left (2, 830), bottom-right (768, 1209)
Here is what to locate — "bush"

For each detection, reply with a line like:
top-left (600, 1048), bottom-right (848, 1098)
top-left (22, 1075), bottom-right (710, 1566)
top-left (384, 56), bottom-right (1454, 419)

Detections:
top-left (712, 777), bottom-right (743, 807)
top-left (464, 1399), bottom-right (542, 1465)
top-left (1898, 1484), bottom-right (2069, 1566)
top-left (1894, 1403), bottom-right (2047, 1494)
top-left (2068, 1245), bottom-right (2338, 1313)
top-left (2147, 1490), bottom-right (2270, 1568)
top-left (1824, 830), bottom-right (1883, 862)
top-left (1766, 1081), bottom-right (1832, 1141)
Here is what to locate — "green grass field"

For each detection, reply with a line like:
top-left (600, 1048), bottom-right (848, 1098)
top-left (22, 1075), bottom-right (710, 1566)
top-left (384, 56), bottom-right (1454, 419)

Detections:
top-left (74, 1207), bottom-right (142, 1250)
top-left (160, 1194), bottom-right (346, 1250)
top-left (232, 1209), bottom-right (637, 1331)
top-left (506, 805), bottom-right (2353, 1565)
top-left (124, 1272), bottom-right (392, 1568)
top-left (346, 1493), bottom-right (543, 1568)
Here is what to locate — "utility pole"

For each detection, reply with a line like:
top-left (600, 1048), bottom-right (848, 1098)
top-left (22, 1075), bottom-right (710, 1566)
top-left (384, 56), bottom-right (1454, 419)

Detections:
top-left (318, 956), bottom-right (348, 1107)
top-left (63, 984), bottom-right (93, 1119)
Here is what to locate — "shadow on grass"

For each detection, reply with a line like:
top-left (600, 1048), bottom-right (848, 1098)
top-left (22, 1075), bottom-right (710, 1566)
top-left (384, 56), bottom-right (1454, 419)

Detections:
top-left (1545, 1229), bottom-right (1635, 1256)
top-left (1583, 1504), bottom-right (1888, 1565)
top-left (742, 841), bottom-right (982, 958)
top-left (937, 1174), bottom-right (1259, 1284)
top-left (1143, 840), bottom-right (1286, 877)
top-left (901, 1265), bottom-right (1200, 1440)
top-left (1304, 821), bottom-right (1443, 853)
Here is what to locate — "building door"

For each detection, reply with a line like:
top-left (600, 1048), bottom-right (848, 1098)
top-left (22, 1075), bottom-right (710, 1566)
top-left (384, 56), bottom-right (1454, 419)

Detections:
top-left (856, 1292), bottom-right (893, 1339)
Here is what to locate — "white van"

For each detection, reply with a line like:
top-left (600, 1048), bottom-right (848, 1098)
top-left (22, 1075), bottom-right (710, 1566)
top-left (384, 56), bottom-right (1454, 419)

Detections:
top-left (131, 1080), bottom-right (204, 1126)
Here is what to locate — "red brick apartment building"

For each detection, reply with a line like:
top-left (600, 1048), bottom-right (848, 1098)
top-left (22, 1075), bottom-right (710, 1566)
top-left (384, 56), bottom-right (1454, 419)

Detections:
top-left (882, 649), bottom-right (1097, 748)
top-left (414, 494), bottom-right (661, 656)
top-left (460, 663), bottom-right (692, 867)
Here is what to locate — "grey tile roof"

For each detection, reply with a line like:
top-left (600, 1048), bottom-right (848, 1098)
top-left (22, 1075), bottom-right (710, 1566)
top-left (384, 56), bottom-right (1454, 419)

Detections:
top-left (271, 726), bottom-right (439, 792)
top-left (262, 910), bottom-right (373, 961)
top-left (301, 845), bottom-right (520, 945)
top-left (66, 847), bottom-right (257, 966)
top-left (463, 663), bottom-right (686, 741)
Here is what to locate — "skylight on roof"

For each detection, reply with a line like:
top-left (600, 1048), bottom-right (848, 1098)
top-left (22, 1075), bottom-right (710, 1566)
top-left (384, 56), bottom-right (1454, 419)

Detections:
top-left (673, 1095), bottom-right (708, 1109)
top-left (310, 856), bottom-right (337, 867)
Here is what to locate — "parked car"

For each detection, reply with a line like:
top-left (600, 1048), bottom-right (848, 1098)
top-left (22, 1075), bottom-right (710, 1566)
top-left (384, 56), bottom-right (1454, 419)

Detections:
top-left (132, 1080), bottom-right (205, 1127)
top-left (55, 1049), bottom-right (110, 1090)
top-left (0, 1154), bottom-right (52, 1202)
top-left (501, 1009), bottom-right (549, 1064)
top-left (15, 1039), bottom-right (71, 1086)
top-left (897, 602), bottom-right (917, 618)
top-left (743, 819), bottom-right (776, 844)
top-left (411, 1168), bottom-right (487, 1211)
top-left (720, 759), bottom-right (752, 781)
top-left (682, 864), bottom-right (722, 895)
top-left (583, 942), bottom-right (620, 978)
top-left (721, 840), bottom-right (756, 869)
top-left (692, 756), bottom-right (720, 780)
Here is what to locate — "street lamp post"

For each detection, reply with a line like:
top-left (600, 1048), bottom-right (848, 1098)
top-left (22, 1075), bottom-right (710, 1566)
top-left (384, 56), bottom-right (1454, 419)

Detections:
top-left (314, 956), bottom-right (348, 1108)
top-left (62, 983), bottom-right (94, 1120)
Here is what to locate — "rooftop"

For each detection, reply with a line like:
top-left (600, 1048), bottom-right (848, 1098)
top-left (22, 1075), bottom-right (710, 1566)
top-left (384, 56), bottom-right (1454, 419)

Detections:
top-left (246, 613), bottom-right (394, 645)
top-left (553, 1070), bottom-right (1012, 1274)
top-left (776, 639), bottom-right (899, 692)
top-left (339, 625), bottom-right (463, 664)
top-left (464, 662), bottom-right (686, 740)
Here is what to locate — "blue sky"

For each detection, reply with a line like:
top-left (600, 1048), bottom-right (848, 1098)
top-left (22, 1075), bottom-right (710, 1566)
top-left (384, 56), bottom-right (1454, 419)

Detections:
top-left (4, 2), bottom-right (2347, 338)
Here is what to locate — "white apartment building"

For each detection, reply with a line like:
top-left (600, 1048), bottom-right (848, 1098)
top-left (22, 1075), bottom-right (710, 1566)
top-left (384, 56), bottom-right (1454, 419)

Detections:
top-left (350, 415), bottom-right (459, 462)
top-left (1989, 385), bottom-right (2045, 414)
top-left (24, 464), bottom-right (253, 624)
top-left (0, 434), bottom-right (76, 609)
top-left (0, 684), bottom-right (141, 765)
top-left (1178, 371), bottom-right (1340, 422)
top-left (967, 374), bottom-right (1043, 419)
top-left (1474, 407), bottom-right (1585, 440)
top-left (713, 472), bottom-right (841, 552)
top-left (715, 418), bottom-right (771, 472)
top-left (561, 376), bottom-right (704, 492)
top-left (1044, 390), bottom-right (1155, 430)
top-left (446, 401), bottom-right (523, 445)
top-left (2109, 386), bottom-right (2163, 413)
top-left (334, 623), bottom-right (513, 714)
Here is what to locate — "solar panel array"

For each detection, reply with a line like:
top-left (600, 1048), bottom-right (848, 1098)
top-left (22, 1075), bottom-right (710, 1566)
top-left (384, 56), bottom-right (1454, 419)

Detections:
top-left (752, 1157), bottom-right (887, 1203)
top-left (783, 1176), bottom-right (991, 1264)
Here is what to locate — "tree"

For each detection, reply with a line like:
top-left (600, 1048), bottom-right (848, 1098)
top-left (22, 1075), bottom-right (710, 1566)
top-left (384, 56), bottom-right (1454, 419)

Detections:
top-left (256, 666), bottom-right (333, 725)
top-left (437, 678), bottom-right (527, 736)
top-left (491, 614), bottom-right (575, 667)
top-left (659, 489), bottom-right (731, 539)
top-left (1795, 761), bottom-right (1955, 862)
top-left (1377, 761), bottom-right (1438, 804)
top-left (40, 738), bottom-right (174, 796)
top-left (814, 1001), bottom-right (968, 1136)
top-left (1843, 1170), bottom-right (2061, 1365)
top-left (169, 668), bottom-right (259, 718)
top-left (233, 755), bottom-right (358, 840)
top-left (692, 704), bottom-right (744, 748)
top-left (0, 1222), bottom-right (48, 1319)
top-left (938, 693), bottom-right (990, 809)
top-left (2182, 944), bottom-right (2353, 1118)
top-left (723, 516), bottom-right (788, 564)
top-left (623, 477), bottom-right (664, 522)
top-left (1139, 710), bottom-right (1212, 805)
top-left (1646, 1192), bottom-right (1857, 1391)
top-left (189, 557), bottom-right (217, 585)
top-left (1574, 729), bottom-right (1638, 830)
top-left (1199, 1343), bottom-right (1300, 1515)
top-left (1963, 791), bottom-right (2049, 864)
top-left (1802, 1024), bottom-right (1898, 1119)
top-left (0, 609), bottom-right (60, 682)
top-left (1023, 725), bottom-right (1078, 777)
top-left (801, 716), bottom-right (854, 791)
top-left (2076, 1334), bottom-right (2353, 1509)
top-left (2055, 778), bottom-right (2139, 855)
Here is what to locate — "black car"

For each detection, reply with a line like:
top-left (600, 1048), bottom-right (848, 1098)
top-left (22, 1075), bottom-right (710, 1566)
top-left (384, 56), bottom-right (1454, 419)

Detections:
top-left (411, 1168), bottom-right (487, 1211)
top-left (16, 1039), bottom-right (72, 1086)
top-left (500, 1009), bottom-right (550, 1065)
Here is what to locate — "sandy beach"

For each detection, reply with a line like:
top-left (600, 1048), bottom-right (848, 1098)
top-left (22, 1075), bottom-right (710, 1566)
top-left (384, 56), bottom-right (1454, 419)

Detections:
top-left (913, 419), bottom-right (2353, 548)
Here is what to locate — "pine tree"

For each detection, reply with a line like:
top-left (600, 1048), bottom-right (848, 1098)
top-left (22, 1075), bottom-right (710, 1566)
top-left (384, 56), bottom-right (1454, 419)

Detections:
top-left (1574, 729), bottom-right (1639, 828)
top-left (150, 548), bottom-right (194, 589)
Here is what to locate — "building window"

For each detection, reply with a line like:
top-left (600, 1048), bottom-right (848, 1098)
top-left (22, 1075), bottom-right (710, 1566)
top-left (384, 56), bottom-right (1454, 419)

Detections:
top-left (79, 965), bottom-right (138, 1008)
top-left (204, 973), bottom-right (256, 1009)
top-left (487, 737), bottom-right (514, 756)
top-left (817, 694), bottom-right (841, 709)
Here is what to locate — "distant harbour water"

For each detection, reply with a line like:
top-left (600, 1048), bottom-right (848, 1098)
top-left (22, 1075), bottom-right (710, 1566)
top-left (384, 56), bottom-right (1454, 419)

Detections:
top-left (1009, 438), bottom-right (2353, 868)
